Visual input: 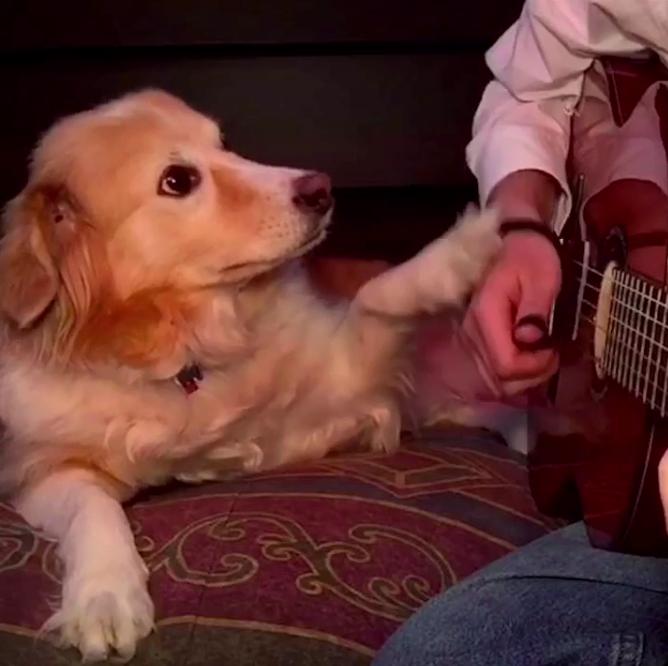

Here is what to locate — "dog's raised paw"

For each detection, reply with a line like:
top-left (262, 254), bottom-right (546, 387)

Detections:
top-left (447, 205), bottom-right (502, 266)
top-left (417, 206), bottom-right (502, 309)
top-left (44, 562), bottom-right (154, 662)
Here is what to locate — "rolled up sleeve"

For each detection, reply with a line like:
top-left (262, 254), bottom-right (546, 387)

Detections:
top-left (467, 81), bottom-right (574, 229)
top-left (466, 0), bottom-right (649, 231)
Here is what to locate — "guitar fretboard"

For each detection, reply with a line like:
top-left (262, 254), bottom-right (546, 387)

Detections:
top-left (601, 268), bottom-right (668, 415)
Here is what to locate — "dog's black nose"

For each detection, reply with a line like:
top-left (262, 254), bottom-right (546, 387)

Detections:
top-left (292, 172), bottom-right (333, 215)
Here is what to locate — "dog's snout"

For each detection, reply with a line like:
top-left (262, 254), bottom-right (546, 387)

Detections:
top-left (292, 172), bottom-right (333, 215)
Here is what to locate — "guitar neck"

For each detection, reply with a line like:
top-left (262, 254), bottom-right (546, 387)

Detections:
top-left (586, 260), bottom-right (668, 415)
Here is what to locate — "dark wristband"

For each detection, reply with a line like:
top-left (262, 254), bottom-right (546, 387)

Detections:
top-left (499, 218), bottom-right (563, 262)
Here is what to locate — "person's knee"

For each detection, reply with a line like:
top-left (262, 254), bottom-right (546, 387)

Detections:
top-left (373, 579), bottom-right (535, 666)
top-left (374, 575), bottom-right (668, 666)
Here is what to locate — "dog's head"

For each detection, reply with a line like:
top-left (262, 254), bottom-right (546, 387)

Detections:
top-left (0, 90), bottom-right (333, 365)
top-left (0, 89), bottom-right (333, 327)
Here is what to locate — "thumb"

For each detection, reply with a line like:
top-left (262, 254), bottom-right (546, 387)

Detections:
top-left (513, 287), bottom-right (555, 350)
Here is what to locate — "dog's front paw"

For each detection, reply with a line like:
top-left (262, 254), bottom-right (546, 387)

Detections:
top-left (45, 559), bottom-right (154, 662)
top-left (176, 440), bottom-right (264, 483)
top-left (420, 206), bottom-right (501, 309)
top-left (364, 400), bottom-right (402, 454)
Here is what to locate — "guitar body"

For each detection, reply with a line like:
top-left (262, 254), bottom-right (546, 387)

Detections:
top-left (528, 211), bottom-right (668, 556)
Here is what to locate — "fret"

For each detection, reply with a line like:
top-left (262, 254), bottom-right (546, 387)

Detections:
top-left (610, 272), bottom-right (625, 380)
top-left (609, 270), bottom-right (622, 384)
top-left (638, 282), bottom-right (659, 396)
top-left (594, 266), bottom-right (668, 414)
top-left (650, 283), bottom-right (664, 411)
top-left (609, 309), bottom-right (668, 349)
top-left (608, 270), bottom-right (625, 384)
top-left (612, 271), bottom-right (625, 381)
top-left (633, 276), bottom-right (646, 390)
top-left (660, 287), bottom-right (668, 417)
top-left (652, 284), bottom-right (666, 411)
top-left (614, 272), bottom-right (628, 385)
top-left (602, 273), bottom-right (617, 377)
top-left (626, 275), bottom-right (642, 393)
top-left (642, 282), bottom-right (657, 405)
top-left (632, 275), bottom-right (647, 395)
top-left (615, 274), bottom-right (651, 394)
top-left (628, 276), bottom-right (642, 393)
top-left (619, 272), bottom-right (635, 391)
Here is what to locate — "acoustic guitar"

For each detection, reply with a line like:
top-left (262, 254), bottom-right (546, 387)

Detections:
top-left (528, 58), bottom-right (668, 556)
top-left (528, 201), bottom-right (668, 556)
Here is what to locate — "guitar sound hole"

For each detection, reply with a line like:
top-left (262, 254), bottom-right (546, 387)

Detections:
top-left (602, 227), bottom-right (628, 269)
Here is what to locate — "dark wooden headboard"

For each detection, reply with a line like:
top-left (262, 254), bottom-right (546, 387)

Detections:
top-left (0, 0), bottom-right (522, 260)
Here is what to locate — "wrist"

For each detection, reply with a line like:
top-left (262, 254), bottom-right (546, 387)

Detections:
top-left (499, 218), bottom-right (562, 262)
top-left (488, 170), bottom-right (560, 223)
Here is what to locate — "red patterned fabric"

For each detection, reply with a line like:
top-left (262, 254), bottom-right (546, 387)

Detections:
top-left (0, 426), bottom-right (556, 665)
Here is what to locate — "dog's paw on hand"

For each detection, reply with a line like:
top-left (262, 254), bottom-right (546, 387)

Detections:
top-left (421, 206), bottom-right (502, 308)
top-left (447, 205), bottom-right (502, 273)
top-left (44, 561), bottom-right (154, 662)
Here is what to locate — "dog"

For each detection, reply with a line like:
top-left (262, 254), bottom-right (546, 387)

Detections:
top-left (0, 90), bottom-right (500, 661)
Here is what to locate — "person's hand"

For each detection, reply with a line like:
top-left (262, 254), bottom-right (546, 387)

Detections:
top-left (659, 449), bottom-right (668, 532)
top-left (461, 230), bottom-right (562, 397)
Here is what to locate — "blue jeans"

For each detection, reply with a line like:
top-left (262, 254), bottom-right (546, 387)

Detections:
top-left (373, 523), bottom-right (668, 665)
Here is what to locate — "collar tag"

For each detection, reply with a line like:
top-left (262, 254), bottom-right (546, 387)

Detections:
top-left (175, 364), bottom-right (203, 394)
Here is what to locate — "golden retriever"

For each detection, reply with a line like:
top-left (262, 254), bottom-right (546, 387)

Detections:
top-left (0, 90), bottom-right (499, 660)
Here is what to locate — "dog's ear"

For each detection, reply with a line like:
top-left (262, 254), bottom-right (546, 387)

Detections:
top-left (0, 185), bottom-right (79, 328)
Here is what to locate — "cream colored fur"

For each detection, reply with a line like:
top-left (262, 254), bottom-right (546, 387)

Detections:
top-left (0, 90), bottom-right (501, 660)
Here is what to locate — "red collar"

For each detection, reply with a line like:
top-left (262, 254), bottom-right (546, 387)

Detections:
top-left (175, 364), bottom-right (202, 394)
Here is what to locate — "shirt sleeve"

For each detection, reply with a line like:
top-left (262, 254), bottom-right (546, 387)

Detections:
top-left (466, 0), bottom-right (651, 231)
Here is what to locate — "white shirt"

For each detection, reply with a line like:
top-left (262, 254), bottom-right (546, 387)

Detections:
top-left (466, 0), bottom-right (668, 231)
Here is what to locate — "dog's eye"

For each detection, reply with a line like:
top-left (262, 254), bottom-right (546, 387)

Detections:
top-left (158, 164), bottom-right (201, 198)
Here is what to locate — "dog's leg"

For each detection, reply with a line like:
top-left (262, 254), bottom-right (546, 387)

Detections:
top-left (354, 207), bottom-right (501, 318)
top-left (15, 467), bottom-right (153, 662)
top-left (258, 209), bottom-right (500, 473)
top-left (262, 396), bottom-right (401, 469)
top-left (330, 207), bottom-right (501, 453)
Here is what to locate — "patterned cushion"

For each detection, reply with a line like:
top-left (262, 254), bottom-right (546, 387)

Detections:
top-left (0, 426), bottom-right (557, 665)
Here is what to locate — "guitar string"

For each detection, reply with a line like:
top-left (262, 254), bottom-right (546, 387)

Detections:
top-left (574, 266), bottom-right (668, 392)
top-left (546, 254), bottom-right (668, 406)
top-left (573, 259), bottom-right (668, 312)
top-left (579, 314), bottom-right (668, 397)
top-left (579, 326), bottom-right (667, 409)
top-left (574, 344), bottom-right (662, 397)
top-left (578, 309), bottom-right (667, 373)
top-left (580, 283), bottom-right (668, 402)
top-left (563, 264), bottom-right (668, 349)
top-left (582, 286), bottom-right (668, 334)
top-left (580, 298), bottom-right (668, 353)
